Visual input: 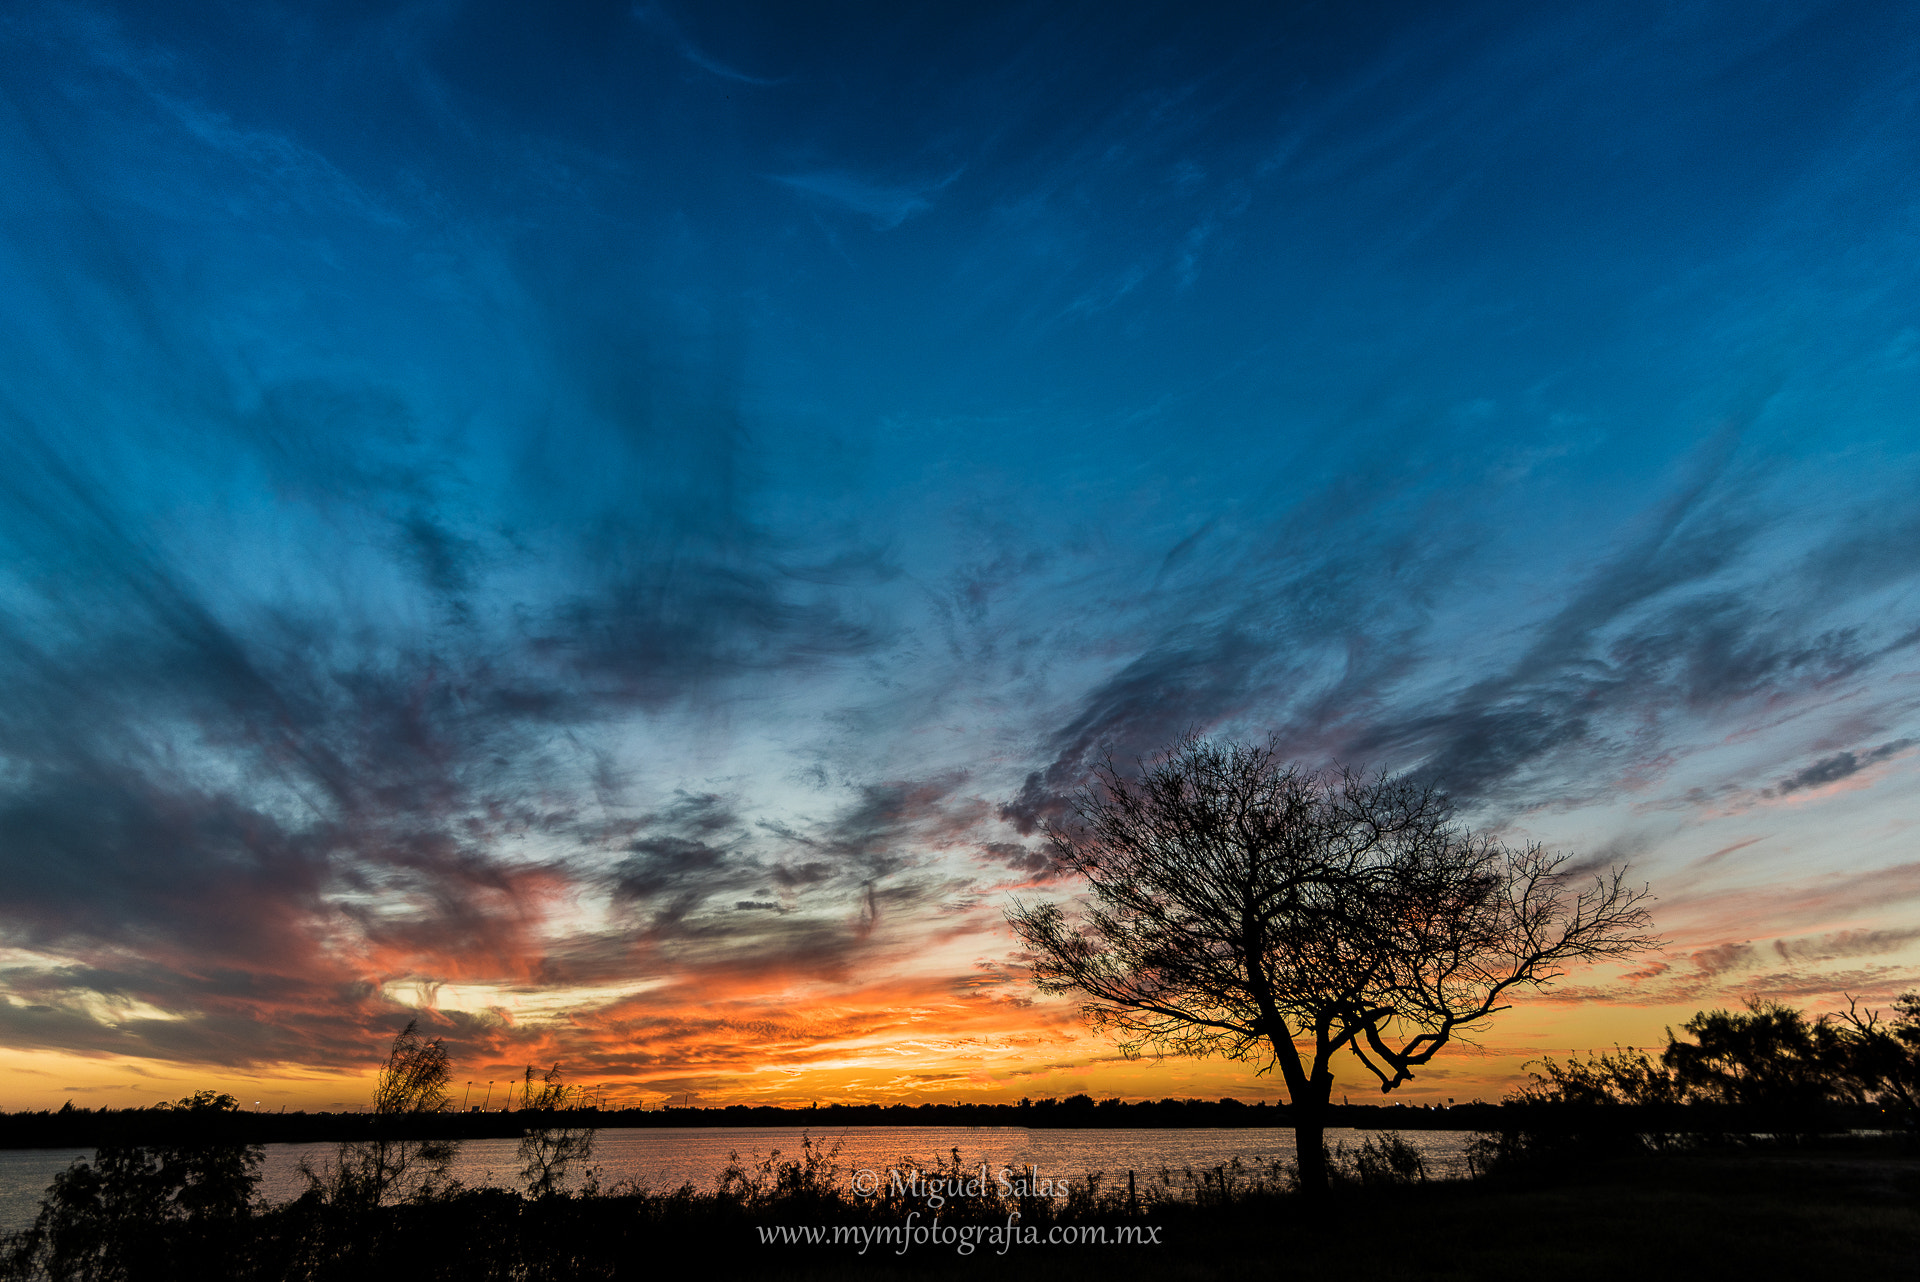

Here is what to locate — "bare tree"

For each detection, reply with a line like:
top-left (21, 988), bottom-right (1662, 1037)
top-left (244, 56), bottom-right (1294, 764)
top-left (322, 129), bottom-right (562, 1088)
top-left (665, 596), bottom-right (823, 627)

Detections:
top-left (1006, 736), bottom-right (1656, 1194)
top-left (1835, 993), bottom-right (1920, 1126)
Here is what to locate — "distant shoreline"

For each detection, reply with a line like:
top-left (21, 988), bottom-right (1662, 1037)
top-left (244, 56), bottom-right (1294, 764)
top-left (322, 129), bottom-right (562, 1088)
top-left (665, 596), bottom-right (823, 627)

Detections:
top-left (0, 1098), bottom-right (1894, 1149)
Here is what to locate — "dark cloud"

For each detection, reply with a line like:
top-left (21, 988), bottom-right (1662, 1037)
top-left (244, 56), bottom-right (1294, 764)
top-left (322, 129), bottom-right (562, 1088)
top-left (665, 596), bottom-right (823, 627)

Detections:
top-left (1696, 836), bottom-right (1765, 868)
top-left (1771, 928), bottom-right (1920, 965)
top-left (535, 773), bottom-right (999, 1006)
top-left (1356, 433), bottom-right (1761, 798)
top-left (979, 841), bottom-right (1055, 880)
top-left (1689, 942), bottom-right (1760, 978)
top-left (1766, 739), bottom-right (1915, 797)
top-left (1000, 624), bottom-right (1275, 834)
top-left (615, 838), bottom-right (734, 904)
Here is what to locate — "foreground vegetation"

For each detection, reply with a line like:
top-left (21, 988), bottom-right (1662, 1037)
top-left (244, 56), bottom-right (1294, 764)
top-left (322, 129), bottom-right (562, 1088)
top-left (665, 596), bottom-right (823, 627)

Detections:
top-left (3, 1127), bottom-right (1915, 1282)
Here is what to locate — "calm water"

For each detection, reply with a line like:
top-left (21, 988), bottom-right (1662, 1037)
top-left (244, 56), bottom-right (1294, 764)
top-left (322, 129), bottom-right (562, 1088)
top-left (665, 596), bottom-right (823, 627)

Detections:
top-left (0, 1126), bottom-right (1477, 1234)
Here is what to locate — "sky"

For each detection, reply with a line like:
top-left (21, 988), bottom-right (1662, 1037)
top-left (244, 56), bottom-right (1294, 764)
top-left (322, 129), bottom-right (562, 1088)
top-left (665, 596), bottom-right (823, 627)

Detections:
top-left (1, 0), bottom-right (1918, 1111)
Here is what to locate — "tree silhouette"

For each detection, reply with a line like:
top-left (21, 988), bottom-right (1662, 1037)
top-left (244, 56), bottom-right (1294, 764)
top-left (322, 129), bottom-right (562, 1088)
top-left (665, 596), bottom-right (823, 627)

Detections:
top-left (1516, 1046), bottom-right (1683, 1107)
top-left (311, 1019), bottom-right (461, 1208)
top-left (1834, 993), bottom-right (1920, 1133)
top-left (1661, 1000), bottom-right (1852, 1110)
top-left (517, 1062), bottom-right (597, 1198)
top-left (1, 1091), bottom-right (260, 1281)
top-left (1007, 735), bottom-right (1656, 1194)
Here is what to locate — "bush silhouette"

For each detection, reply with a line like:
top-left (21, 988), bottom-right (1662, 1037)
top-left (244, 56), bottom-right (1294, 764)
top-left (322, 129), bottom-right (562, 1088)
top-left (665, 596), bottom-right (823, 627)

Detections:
top-left (1, 1091), bottom-right (260, 1282)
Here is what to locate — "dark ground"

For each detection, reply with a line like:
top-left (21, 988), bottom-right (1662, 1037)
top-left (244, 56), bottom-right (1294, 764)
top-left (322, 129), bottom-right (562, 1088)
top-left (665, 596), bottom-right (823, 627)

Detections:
top-left (743, 1140), bottom-right (1920, 1282)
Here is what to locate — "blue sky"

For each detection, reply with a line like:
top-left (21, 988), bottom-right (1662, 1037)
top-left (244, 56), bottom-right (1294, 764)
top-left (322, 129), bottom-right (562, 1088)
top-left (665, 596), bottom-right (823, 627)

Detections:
top-left (1, 0), bottom-right (1918, 1105)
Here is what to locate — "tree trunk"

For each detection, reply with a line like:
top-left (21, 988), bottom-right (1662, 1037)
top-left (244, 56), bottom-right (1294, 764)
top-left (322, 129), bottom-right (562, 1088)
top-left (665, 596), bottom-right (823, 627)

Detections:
top-left (1293, 1079), bottom-right (1335, 1196)
top-left (1293, 1109), bottom-right (1329, 1196)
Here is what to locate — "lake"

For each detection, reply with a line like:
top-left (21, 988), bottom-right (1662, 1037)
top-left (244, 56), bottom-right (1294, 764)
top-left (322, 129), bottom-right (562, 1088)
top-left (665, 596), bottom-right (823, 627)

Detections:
top-left (0, 1125), bottom-right (1480, 1234)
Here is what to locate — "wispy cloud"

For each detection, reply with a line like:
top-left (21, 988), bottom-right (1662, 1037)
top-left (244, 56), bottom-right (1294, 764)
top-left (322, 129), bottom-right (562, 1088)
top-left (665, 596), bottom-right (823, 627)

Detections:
top-left (631, 3), bottom-right (782, 86)
top-left (771, 168), bottom-right (964, 230)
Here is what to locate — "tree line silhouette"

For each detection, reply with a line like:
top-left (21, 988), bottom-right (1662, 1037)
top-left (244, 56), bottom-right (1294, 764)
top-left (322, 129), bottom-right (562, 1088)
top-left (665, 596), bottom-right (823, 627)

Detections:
top-left (1523, 995), bottom-right (1920, 1112)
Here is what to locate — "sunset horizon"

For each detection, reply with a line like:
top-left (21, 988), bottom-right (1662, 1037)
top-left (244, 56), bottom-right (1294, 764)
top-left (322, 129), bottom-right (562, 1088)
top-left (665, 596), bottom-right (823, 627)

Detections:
top-left (4, 0), bottom-right (1918, 1132)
